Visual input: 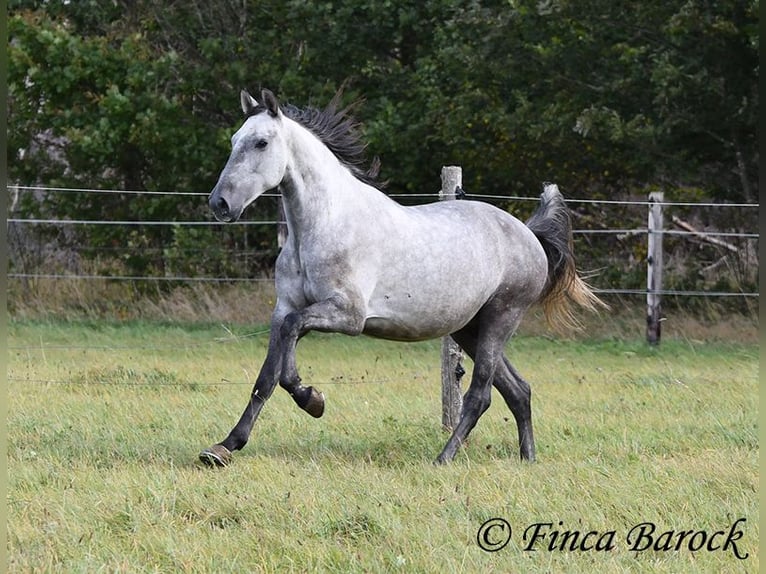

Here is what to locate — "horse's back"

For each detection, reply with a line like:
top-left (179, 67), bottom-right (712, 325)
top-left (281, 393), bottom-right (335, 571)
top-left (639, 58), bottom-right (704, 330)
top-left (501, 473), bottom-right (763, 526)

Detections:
top-left (400, 200), bottom-right (547, 286)
top-left (359, 198), bottom-right (548, 340)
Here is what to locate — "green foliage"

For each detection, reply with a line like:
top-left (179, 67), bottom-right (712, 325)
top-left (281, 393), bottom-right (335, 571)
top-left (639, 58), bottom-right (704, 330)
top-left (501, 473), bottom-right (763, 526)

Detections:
top-left (7, 1), bottom-right (758, 280)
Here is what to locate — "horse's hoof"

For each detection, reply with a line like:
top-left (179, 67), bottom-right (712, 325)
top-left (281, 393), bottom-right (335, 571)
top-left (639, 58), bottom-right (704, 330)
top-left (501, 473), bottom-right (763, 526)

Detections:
top-left (199, 444), bottom-right (232, 467)
top-left (304, 387), bottom-right (325, 418)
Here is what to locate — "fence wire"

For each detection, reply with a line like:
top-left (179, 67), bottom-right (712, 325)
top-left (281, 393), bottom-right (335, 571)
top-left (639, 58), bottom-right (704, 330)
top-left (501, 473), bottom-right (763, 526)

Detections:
top-left (7, 185), bottom-right (760, 299)
top-left (11, 184), bottom-right (761, 207)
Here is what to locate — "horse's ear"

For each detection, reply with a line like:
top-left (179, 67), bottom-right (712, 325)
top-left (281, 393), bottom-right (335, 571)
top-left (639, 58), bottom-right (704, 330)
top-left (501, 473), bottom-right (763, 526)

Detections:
top-left (240, 90), bottom-right (259, 116)
top-left (261, 89), bottom-right (280, 117)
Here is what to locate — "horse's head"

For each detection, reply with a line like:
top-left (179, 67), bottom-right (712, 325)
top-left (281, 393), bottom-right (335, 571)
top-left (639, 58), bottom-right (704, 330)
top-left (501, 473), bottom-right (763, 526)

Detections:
top-left (208, 89), bottom-right (287, 222)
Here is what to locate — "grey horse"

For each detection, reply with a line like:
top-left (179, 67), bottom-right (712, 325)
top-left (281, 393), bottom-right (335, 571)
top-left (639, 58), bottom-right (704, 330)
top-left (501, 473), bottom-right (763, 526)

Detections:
top-left (201, 88), bottom-right (604, 467)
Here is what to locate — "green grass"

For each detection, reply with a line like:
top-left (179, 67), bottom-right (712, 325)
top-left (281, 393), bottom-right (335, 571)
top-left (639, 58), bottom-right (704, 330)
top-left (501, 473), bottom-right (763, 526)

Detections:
top-left (7, 320), bottom-right (759, 573)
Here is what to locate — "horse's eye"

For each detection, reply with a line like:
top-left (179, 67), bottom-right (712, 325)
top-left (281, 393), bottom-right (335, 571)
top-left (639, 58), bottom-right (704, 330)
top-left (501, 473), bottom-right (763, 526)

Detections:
top-left (254, 139), bottom-right (268, 150)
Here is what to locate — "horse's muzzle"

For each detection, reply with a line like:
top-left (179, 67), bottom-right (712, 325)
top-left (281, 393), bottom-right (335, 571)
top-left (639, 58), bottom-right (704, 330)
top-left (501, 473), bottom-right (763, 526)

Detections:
top-left (209, 193), bottom-right (238, 223)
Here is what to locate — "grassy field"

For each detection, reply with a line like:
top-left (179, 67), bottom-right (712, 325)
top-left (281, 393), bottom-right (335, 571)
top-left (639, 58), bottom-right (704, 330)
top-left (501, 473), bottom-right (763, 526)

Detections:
top-left (7, 319), bottom-right (759, 573)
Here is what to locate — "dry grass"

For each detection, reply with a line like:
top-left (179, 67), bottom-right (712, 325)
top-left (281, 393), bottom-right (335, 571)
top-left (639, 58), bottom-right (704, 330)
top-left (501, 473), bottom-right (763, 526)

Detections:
top-left (517, 300), bottom-right (759, 344)
top-left (8, 278), bottom-right (278, 324)
top-left (136, 282), bottom-right (277, 324)
top-left (8, 277), bottom-right (758, 344)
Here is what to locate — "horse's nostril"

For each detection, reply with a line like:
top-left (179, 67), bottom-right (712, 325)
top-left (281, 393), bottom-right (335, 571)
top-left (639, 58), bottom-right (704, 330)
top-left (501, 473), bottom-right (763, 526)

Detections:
top-left (209, 190), bottom-right (238, 222)
top-left (213, 196), bottom-right (229, 214)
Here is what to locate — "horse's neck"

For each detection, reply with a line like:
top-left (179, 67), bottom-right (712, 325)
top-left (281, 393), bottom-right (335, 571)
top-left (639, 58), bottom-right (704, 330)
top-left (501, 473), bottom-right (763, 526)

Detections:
top-left (279, 120), bottom-right (377, 243)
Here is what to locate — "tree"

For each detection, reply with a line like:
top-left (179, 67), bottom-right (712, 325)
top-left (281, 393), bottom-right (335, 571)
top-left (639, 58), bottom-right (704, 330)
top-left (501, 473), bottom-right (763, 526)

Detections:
top-left (7, 1), bottom-right (758, 284)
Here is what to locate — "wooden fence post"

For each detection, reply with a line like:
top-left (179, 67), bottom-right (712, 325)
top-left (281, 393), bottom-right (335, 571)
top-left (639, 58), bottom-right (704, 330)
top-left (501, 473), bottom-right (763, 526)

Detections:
top-left (439, 166), bottom-right (465, 431)
top-left (646, 191), bottom-right (664, 345)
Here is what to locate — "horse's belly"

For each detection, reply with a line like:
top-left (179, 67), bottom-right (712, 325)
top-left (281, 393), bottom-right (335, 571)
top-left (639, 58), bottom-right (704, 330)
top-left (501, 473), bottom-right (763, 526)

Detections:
top-left (362, 316), bottom-right (456, 342)
top-left (362, 290), bottom-right (486, 341)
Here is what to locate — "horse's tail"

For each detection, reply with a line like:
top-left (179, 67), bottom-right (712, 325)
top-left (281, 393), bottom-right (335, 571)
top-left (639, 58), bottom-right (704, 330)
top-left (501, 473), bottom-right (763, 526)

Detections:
top-left (525, 183), bottom-right (607, 331)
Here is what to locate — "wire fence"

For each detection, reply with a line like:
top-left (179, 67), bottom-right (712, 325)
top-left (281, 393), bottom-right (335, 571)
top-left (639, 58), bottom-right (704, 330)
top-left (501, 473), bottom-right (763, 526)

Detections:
top-left (7, 185), bottom-right (760, 298)
top-left (11, 184), bottom-right (761, 207)
top-left (7, 185), bottom-right (759, 389)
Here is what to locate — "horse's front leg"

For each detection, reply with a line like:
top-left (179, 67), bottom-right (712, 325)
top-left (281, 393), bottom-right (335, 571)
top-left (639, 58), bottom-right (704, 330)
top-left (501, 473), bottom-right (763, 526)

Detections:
top-left (199, 323), bottom-right (284, 467)
top-left (278, 294), bottom-right (366, 416)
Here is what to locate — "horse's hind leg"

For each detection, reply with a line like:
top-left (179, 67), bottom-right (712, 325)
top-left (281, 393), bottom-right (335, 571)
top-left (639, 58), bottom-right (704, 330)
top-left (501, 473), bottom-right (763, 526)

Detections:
top-left (493, 356), bottom-right (535, 462)
top-left (435, 309), bottom-right (523, 464)
top-left (434, 343), bottom-right (495, 464)
top-left (441, 312), bottom-right (533, 463)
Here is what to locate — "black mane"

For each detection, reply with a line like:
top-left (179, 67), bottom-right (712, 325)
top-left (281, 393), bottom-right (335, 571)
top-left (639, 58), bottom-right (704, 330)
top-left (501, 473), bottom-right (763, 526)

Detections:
top-left (250, 91), bottom-right (380, 186)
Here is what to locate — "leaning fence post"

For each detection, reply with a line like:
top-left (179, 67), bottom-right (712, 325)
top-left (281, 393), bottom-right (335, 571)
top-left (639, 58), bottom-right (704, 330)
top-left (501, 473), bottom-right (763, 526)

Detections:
top-left (439, 166), bottom-right (465, 431)
top-left (646, 191), bottom-right (664, 345)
